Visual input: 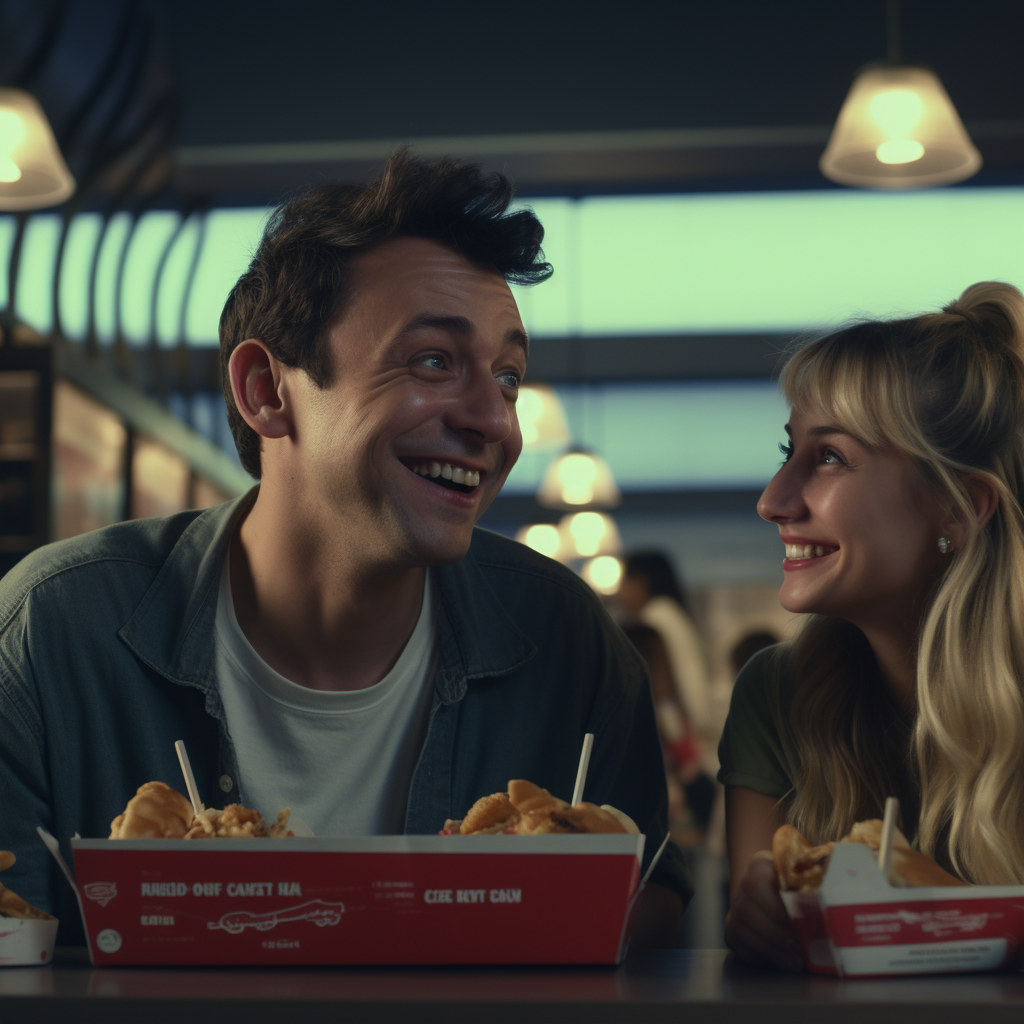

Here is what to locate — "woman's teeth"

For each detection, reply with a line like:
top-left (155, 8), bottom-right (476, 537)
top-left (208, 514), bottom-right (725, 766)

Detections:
top-left (785, 544), bottom-right (834, 559)
top-left (413, 462), bottom-right (480, 488)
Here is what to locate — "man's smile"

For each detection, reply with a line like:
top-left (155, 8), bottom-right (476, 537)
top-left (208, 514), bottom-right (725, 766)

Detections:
top-left (400, 457), bottom-right (484, 494)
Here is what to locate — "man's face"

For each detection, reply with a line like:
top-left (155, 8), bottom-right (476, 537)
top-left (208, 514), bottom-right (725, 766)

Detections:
top-left (284, 236), bottom-right (527, 567)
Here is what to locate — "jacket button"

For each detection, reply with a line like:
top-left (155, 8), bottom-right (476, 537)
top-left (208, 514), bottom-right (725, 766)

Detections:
top-left (219, 774), bottom-right (233, 793)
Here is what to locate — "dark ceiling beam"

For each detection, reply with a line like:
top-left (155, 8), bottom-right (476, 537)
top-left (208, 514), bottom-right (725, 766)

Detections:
top-left (168, 121), bottom-right (1024, 197)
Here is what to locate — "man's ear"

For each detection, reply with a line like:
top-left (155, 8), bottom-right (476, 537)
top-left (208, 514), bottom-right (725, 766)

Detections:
top-left (228, 339), bottom-right (291, 440)
top-left (945, 473), bottom-right (1000, 550)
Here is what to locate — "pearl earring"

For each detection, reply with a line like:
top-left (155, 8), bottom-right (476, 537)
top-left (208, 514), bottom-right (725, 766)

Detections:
top-left (938, 537), bottom-right (950, 554)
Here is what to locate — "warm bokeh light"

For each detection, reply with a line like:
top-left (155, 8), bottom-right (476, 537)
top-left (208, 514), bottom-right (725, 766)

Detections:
top-left (581, 555), bottom-right (623, 595)
top-left (0, 89), bottom-right (74, 210)
top-left (537, 449), bottom-right (621, 509)
top-left (876, 139), bottom-right (925, 164)
top-left (516, 384), bottom-right (570, 449)
top-left (560, 511), bottom-right (622, 558)
top-left (514, 523), bottom-right (564, 560)
top-left (869, 90), bottom-right (922, 138)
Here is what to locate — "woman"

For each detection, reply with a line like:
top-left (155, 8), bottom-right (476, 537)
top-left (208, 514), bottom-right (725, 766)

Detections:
top-left (718, 282), bottom-right (1024, 971)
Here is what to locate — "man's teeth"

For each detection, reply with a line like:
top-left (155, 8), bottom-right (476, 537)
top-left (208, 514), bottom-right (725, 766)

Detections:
top-left (785, 544), bottom-right (833, 559)
top-left (414, 462), bottom-right (480, 487)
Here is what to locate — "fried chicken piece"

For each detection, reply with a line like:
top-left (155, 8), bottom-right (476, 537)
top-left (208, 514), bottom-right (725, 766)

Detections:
top-left (110, 781), bottom-right (195, 839)
top-left (184, 804), bottom-right (293, 839)
top-left (0, 851), bottom-right (55, 920)
top-left (773, 824), bottom-right (837, 892)
top-left (459, 792), bottom-right (519, 835)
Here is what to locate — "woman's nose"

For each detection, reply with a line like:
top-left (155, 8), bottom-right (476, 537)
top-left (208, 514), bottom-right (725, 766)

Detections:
top-left (757, 464), bottom-right (805, 523)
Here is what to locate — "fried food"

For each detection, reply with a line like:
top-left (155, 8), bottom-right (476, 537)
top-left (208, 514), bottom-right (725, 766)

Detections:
top-left (184, 804), bottom-right (293, 839)
top-left (110, 782), bottom-right (294, 839)
top-left (444, 779), bottom-right (639, 836)
top-left (109, 781), bottom-right (195, 839)
top-left (0, 851), bottom-right (55, 920)
top-left (773, 819), bottom-right (967, 891)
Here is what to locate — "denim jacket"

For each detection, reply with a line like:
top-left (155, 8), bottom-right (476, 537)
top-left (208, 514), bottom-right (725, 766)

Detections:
top-left (0, 491), bottom-right (690, 943)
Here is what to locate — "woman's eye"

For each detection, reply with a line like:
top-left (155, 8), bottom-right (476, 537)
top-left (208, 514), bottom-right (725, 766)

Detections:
top-left (778, 441), bottom-right (794, 464)
top-left (822, 449), bottom-right (842, 465)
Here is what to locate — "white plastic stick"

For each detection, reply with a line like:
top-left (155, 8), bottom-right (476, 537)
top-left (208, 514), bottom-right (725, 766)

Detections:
top-left (571, 732), bottom-right (595, 805)
top-left (175, 739), bottom-right (205, 815)
top-left (878, 796), bottom-right (899, 879)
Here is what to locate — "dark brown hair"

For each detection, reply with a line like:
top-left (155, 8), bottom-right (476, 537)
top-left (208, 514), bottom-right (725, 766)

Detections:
top-left (219, 148), bottom-right (553, 477)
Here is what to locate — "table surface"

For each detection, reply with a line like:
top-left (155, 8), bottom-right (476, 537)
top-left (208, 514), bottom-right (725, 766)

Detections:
top-left (3, 947), bottom-right (1024, 1023)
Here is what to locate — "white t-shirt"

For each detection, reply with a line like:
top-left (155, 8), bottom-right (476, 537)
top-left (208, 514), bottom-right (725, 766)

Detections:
top-left (213, 557), bottom-right (437, 836)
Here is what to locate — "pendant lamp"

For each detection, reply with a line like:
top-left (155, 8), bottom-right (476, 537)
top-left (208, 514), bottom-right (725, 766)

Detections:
top-left (513, 523), bottom-right (568, 562)
top-left (820, 1), bottom-right (980, 190)
top-left (0, 88), bottom-right (75, 210)
top-left (517, 383), bottom-right (570, 450)
top-left (558, 511), bottom-right (622, 559)
top-left (536, 446), bottom-right (621, 510)
top-left (580, 555), bottom-right (624, 596)
top-left (820, 64), bottom-right (980, 189)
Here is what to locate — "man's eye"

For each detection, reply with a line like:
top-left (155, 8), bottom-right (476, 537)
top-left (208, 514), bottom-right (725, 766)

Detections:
top-left (417, 354), bottom-right (447, 370)
top-left (497, 371), bottom-right (522, 390)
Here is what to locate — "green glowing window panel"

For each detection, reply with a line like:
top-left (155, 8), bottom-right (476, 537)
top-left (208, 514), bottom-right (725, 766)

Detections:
top-left (184, 208), bottom-right (269, 346)
top-left (14, 214), bottom-right (61, 334)
top-left (121, 211), bottom-right (182, 345)
top-left (511, 187), bottom-right (1024, 336)
top-left (503, 380), bottom-right (790, 494)
top-left (59, 213), bottom-right (102, 341)
top-left (155, 213), bottom-right (202, 347)
top-left (93, 212), bottom-right (132, 342)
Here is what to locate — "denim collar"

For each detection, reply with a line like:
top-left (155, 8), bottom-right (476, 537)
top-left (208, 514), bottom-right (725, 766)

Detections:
top-left (119, 488), bottom-right (536, 701)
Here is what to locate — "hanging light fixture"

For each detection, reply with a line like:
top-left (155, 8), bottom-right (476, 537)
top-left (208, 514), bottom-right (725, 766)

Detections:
top-left (536, 446), bottom-right (621, 510)
top-left (513, 522), bottom-right (568, 562)
top-left (819, 2), bottom-right (980, 189)
top-left (0, 88), bottom-right (75, 210)
top-left (580, 555), bottom-right (624, 596)
top-left (558, 511), bottom-right (622, 559)
top-left (517, 383), bottom-right (571, 450)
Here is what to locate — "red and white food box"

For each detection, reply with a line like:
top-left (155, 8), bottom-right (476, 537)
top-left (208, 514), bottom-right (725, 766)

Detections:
top-left (0, 917), bottom-right (58, 968)
top-left (65, 834), bottom-right (646, 967)
top-left (782, 841), bottom-right (1024, 977)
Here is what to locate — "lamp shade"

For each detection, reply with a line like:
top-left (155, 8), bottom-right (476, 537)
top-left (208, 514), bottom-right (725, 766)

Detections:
top-left (820, 65), bottom-right (981, 189)
top-left (559, 511), bottom-right (622, 559)
top-left (513, 522), bottom-right (568, 562)
top-left (536, 447), bottom-right (621, 510)
top-left (0, 88), bottom-right (75, 210)
top-left (517, 384), bottom-right (570, 450)
top-left (580, 555), bottom-right (624, 595)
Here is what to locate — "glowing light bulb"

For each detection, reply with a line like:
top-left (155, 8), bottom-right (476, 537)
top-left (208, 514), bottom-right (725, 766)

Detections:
top-left (870, 90), bottom-right (923, 138)
top-left (0, 109), bottom-right (25, 153)
top-left (0, 158), bottom-right (21, 183)
top-left (520, 524), bottom-right (562, 558)
top-left (876, 139), bottom-right (925, 164)
top-left (558, 453), bottom-right (597, 505)
top-left (582, 555), bottom-right (623, 595)
top-left (567, 511), bottom-right (607, 557)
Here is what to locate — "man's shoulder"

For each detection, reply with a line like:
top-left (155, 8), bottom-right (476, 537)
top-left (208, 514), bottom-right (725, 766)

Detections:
top-left (0, 510), bottom-right (206, 629)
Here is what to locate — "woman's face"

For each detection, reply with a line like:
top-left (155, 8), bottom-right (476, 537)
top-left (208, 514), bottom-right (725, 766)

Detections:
top-left (757, 404), bottom-right (948, 629)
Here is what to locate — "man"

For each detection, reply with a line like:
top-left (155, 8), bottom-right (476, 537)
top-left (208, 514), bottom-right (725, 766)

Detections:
top-left (0, 151), bottom-right (690, 945)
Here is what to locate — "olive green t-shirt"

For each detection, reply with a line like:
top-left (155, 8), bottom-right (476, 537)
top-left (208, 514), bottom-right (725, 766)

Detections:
top-left (716, 646), bottom-right (795, 799)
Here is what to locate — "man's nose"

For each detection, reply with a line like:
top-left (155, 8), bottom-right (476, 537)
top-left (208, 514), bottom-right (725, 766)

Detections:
top-left (449, 373), bottom-right (515, 444)
top-left (757, 463), bottom-right (805, 523)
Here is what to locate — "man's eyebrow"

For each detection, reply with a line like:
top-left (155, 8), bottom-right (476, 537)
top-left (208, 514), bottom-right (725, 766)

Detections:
top-left (401, 314), bottom-right (529, 358)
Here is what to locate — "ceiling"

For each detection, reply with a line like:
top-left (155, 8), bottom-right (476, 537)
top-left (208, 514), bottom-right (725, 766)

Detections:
top-left (3, 0), bottom-right (1023, 201)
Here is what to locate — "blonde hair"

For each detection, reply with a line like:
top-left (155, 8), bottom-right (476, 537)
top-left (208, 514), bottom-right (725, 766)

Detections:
top-left (776, 281), bottom-right (1024, 884)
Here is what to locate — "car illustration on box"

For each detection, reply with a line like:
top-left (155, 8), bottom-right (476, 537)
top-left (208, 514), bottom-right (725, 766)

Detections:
top-left (207, 899), bottom-right (345, 935)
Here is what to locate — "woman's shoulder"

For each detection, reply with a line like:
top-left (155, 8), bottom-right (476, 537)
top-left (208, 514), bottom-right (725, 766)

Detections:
top-left (732, 643), bottom-right (795, 705)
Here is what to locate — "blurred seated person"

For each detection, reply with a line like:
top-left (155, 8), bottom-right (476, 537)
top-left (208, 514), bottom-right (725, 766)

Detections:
top-left (618, 551), bottom-right (714, 744)
top-left (622, 622), bottom-right (716, 842)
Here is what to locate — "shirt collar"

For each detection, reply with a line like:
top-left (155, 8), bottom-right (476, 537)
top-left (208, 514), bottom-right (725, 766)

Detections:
top-left (120, 490), bottom-right (536, 695)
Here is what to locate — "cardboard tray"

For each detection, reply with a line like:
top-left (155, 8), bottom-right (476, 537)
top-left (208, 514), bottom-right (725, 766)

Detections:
top-left (63, 834), bottom-right (646, 967)
top-left (0, 917), bottom-right (58, 967)
top-left (783, 842), bottom-right (1024, 977)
